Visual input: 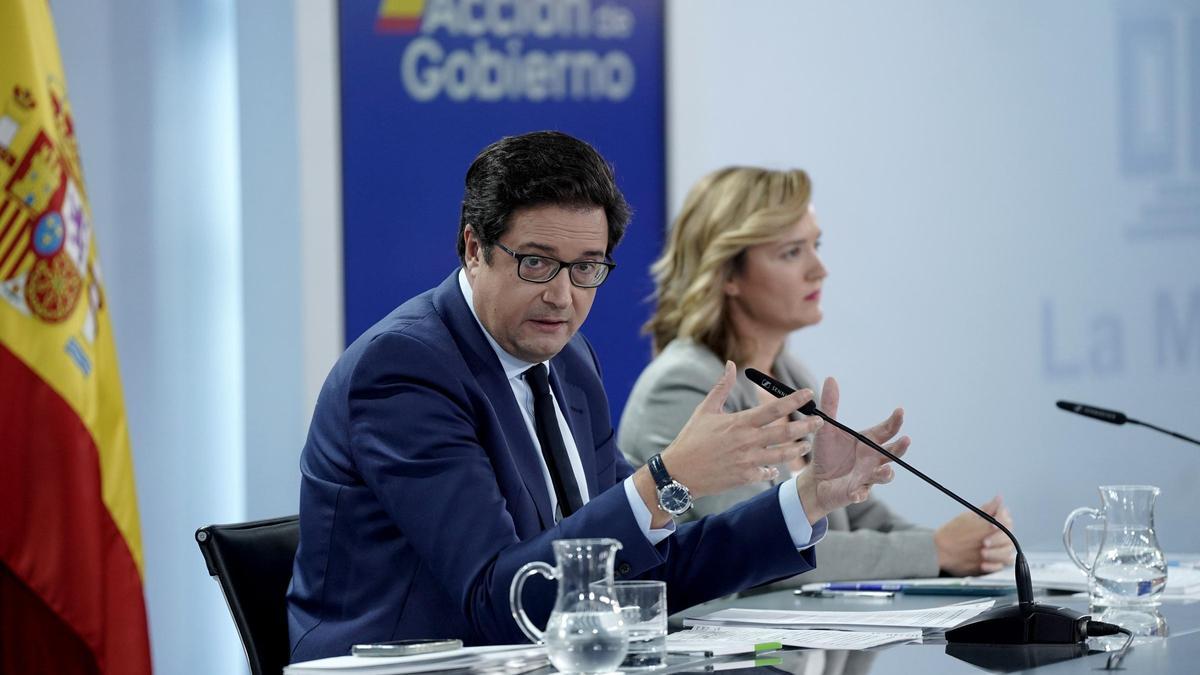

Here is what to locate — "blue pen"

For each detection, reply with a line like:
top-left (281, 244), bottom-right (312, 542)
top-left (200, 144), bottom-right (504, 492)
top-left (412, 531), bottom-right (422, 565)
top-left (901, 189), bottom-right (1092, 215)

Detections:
top-left (801, 582), bottom-right (1011, 596)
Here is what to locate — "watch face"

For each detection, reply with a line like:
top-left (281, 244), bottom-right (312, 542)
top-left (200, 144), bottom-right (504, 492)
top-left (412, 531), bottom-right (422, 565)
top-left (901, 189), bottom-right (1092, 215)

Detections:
top-left (658, 481), bottom-right (692, 515)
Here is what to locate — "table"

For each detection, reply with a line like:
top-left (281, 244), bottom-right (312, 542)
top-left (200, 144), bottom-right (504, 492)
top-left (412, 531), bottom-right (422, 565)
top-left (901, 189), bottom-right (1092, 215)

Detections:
top-left (668, 589), bottom-right (1200, 674)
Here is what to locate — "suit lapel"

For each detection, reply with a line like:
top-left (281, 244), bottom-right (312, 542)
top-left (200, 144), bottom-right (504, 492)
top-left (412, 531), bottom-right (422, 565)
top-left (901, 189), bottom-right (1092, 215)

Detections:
top-left (433, 272), bottom-right (555, 530)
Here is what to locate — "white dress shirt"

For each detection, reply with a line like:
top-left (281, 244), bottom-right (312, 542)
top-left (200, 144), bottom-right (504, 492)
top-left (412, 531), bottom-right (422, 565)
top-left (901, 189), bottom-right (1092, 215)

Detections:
top-left (457, 269), bottom-right (824, 549)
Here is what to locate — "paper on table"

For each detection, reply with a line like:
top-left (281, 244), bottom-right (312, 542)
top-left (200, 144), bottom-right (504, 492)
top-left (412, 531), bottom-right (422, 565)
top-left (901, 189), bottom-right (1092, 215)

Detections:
top-left (976, 561), bottom-right (1200, 597)
top-left (670, 625), bottom-right (922, 652)
top-left (799, 576), bottom-right (1012, 593)
top-left (684, 599), bottom-right (994, 631)
top-left (283, 644), bottom-right (546, 675)
top-left (666, 628), bottom-right (782, 656)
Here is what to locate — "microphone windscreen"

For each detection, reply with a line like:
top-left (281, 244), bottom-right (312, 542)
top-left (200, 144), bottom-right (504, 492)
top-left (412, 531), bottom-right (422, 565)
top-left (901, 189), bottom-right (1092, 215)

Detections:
top-left (745, 368), bottom-right (792, 397)
top-left (1056, 400), bottom-right (1128, 425)
top-left (746, 368), bottom-right (820, 416)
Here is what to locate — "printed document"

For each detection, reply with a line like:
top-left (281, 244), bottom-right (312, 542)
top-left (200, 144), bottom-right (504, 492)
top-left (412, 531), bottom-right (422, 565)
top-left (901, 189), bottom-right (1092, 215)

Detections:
top-left (284, 644), bottom-right (546, 675)
top-left (684, 599), bottom-right (995, 632)
top-left (669, 625), bottom-right (922, 653)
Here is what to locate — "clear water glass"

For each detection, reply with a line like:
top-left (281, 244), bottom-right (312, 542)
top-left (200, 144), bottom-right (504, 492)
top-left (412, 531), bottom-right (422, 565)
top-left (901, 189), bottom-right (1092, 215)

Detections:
top-left (610, 580), bottom-right (668, 669)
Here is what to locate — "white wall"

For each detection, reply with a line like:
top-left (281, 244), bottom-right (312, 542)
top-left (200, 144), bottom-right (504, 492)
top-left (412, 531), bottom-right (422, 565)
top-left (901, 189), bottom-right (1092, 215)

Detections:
top-left (51, 1), bottom-right (342, 673)
top-left (667, 0), bottom-right (1200, 552)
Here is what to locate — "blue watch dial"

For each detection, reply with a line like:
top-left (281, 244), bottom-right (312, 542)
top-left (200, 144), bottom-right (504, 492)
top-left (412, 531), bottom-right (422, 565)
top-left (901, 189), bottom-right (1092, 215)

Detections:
top-left (657, 481), bottom-right (692, 515)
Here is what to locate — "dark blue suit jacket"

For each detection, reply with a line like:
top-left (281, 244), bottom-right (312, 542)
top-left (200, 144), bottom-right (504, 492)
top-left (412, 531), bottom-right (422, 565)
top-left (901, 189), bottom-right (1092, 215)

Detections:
top-left (287, 272), bottom-right (816, 662)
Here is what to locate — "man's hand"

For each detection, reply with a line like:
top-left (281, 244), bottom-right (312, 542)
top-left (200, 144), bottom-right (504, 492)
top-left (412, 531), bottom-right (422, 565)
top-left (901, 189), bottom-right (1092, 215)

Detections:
top-left (935, 495), bottom-right (1017, 576)
top-left (794, 377), bottom-right (908, 524)
top-left (657, 361), bottom-right (823, 497)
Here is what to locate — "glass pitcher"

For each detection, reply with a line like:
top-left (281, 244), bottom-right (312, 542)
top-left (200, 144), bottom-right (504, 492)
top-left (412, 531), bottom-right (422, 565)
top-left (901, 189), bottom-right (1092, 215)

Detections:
top-left (509, 538), bottom-right (628, 674)
top-left (1063, 485), bottom-right (1166, 609)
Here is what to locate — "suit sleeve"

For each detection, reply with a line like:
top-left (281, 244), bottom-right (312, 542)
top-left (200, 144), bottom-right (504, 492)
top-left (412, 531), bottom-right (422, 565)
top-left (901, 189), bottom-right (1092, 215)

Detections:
top-left (845, 495), bottom-right (918, 532)
top-left (745, 498), bottom-right (939, 591)
top-left (800, 497), bottom-right (939, 582)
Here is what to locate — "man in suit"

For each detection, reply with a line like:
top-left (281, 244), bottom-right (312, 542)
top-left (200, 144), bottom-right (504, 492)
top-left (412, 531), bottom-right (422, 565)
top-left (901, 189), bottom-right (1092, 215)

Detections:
top-left (287, 131), bottom-right (909, 662)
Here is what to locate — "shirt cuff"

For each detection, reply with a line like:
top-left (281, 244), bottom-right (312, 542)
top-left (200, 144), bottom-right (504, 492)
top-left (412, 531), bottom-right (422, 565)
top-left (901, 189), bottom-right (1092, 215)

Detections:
top-left (778, 475), bottom-right (828, 550)
top-left (624, 476), bottom-right (676, 545)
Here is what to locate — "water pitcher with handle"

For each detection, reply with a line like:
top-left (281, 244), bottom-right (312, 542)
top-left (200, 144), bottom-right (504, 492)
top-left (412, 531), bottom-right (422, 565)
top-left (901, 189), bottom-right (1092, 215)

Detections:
top-left (509, 538), bottom-right (628, 674)
top-left (1063, 485), bottom-right (1166, 609)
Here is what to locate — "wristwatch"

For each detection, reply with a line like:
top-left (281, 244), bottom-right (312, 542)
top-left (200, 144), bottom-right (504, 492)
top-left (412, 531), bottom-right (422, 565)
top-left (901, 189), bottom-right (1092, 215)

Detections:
top-left (647, 453), bottom-right (692, 516)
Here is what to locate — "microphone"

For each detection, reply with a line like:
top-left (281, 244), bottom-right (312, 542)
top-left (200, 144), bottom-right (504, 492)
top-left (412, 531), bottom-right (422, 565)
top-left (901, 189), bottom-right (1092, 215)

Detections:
top-left (1054, 401), bottom-right (1125, 425)
top-left (1056, 400), bottom-right (1200, 447)
top-left (746, 368), bottom-right (1090, 645)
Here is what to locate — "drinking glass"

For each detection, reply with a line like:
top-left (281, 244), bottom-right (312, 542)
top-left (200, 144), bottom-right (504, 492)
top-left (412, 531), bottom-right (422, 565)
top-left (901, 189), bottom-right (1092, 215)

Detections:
top-left (611, 581), bottom-right (667, 669)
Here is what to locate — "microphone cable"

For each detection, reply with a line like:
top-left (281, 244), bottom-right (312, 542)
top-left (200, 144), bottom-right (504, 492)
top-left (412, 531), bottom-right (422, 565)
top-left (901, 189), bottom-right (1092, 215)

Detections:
top-left (1085, 619), bottom-right (1134, 669)
top-left (1056, 400), bottom-right (1200, 447)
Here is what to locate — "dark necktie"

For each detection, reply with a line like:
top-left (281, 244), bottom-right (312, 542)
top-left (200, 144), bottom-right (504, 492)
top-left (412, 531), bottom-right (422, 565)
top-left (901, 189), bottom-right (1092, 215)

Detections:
top-left (523, 364), bottom-right (584, 519)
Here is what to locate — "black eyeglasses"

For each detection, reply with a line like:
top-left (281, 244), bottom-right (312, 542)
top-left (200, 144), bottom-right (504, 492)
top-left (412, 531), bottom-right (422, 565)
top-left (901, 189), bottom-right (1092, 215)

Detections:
top-left (494, 242), bottom-right (615, 289)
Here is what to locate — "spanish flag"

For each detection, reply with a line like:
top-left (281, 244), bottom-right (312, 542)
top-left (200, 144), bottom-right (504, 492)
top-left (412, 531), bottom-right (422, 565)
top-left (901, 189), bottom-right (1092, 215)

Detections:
top-left (0, 2), bottom-right (152, 673)
top-left (376, 0), bottom-right (426, 34)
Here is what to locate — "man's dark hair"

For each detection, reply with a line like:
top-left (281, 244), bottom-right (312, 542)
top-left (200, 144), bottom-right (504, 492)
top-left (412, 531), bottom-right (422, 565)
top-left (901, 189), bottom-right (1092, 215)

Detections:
top-left (458, 131), bottom-right (632, 263)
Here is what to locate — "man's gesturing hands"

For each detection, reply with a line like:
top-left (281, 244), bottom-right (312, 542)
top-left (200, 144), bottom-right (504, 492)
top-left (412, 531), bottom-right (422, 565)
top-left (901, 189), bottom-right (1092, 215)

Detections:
top-left (640, 363), bottom-right (908, 528)
top-left (661, 362), bottom-right (821, 498)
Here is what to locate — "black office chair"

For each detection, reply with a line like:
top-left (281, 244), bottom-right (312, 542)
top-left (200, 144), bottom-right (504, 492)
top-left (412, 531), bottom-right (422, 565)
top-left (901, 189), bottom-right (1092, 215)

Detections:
top-left (196, 515), bottom-right (300, 675)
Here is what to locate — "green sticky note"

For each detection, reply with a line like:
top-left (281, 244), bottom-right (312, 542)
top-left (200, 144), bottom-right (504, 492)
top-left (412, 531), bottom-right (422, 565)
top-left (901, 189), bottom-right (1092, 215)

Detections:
top-left (753, 641), bottom-right (783, 653)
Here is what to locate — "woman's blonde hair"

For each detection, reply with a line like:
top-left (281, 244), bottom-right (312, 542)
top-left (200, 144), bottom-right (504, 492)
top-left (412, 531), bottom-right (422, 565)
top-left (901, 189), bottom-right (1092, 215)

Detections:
top-left (646, 167), bottom-right (812, 363)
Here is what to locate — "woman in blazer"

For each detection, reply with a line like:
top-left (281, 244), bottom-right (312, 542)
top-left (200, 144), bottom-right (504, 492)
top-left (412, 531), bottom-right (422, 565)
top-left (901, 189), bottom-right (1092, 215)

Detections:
top-left (619, 167), bottom-right (1015, 583)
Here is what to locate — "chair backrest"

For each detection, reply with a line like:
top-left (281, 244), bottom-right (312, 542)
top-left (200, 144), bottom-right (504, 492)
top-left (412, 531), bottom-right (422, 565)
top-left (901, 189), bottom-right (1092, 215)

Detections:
top-left (196, 515), bottom-right (300, 675)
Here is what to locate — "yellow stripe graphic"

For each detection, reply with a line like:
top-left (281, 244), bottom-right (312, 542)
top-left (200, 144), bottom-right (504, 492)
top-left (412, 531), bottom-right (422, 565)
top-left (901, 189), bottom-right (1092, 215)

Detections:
top-left (8, 249), bottom-right (34, 280)
top-left (380, 0), bottom-right (425, 17)
top-left (0, 200), bottom-right (15, 233)
top-left (0, 222), bottom-right (29, 278)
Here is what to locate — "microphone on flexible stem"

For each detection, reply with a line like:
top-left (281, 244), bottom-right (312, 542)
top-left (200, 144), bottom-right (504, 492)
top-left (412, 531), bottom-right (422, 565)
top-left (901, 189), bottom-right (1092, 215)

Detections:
top-left (745, 368), bottom-right (1089, 645)
top-left (1056, 400), bottom-right (1200, 447)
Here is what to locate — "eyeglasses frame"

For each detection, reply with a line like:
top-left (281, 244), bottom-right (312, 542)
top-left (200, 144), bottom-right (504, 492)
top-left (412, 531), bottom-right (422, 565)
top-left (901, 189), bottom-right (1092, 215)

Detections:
top-left (493, 242), bottom-right (616, 288)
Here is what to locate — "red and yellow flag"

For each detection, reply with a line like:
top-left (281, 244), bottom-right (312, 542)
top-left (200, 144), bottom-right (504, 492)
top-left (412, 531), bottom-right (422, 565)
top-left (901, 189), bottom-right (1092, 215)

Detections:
top-left (0, 1), bottom-right (152, 673)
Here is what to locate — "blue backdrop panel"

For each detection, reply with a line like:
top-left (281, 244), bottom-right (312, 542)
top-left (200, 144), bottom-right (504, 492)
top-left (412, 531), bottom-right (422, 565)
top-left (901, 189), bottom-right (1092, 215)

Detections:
top-left (339, 0), bottom-right (665, 421)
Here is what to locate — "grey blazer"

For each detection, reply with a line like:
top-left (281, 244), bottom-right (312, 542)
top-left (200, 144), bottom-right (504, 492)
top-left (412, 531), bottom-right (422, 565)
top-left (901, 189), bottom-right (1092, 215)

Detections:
top-left (619, 338), bottom-right (939, 585)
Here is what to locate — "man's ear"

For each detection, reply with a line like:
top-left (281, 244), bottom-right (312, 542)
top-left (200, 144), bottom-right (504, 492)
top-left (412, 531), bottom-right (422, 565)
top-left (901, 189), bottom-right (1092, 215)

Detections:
top-left (463, 225), bottom-right (482, 275)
